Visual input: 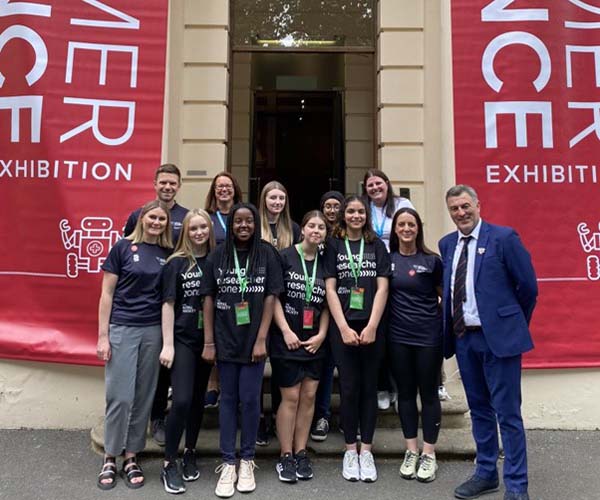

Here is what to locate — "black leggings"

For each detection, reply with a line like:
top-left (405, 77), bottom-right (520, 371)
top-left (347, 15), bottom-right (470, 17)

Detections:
top-left (330, 320), bottom-right (384, 445)
top-left (388, 342), bottom-right (443, 444)
top-left (165, 341), bottom-right (212, 460)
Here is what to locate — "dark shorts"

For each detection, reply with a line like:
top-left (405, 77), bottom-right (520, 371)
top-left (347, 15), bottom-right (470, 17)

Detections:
top-left (270, 357), bottom-right (324, 388)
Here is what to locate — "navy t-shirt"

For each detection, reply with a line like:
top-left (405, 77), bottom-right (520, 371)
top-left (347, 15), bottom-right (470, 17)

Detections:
top-left (270, 246), bottom-right (327, 361)
top-left (161, 255), bottom-right (208, 351)
top-left (210, 211), bottom-right (228, 246)
top-left (102, 238), bottom-right (169, 326)
top-left (388, 251), bottom-right (443, 347)
top-left (124, 202), bottom-right (189, 244)
top-left (324, 236), bottom-right (391, 322)
top-left (200, 241), bottom-right (284, 363)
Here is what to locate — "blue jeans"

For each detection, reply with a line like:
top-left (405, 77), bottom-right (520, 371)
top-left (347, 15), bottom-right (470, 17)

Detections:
top-left (217, 360), bottom-right (265, 463)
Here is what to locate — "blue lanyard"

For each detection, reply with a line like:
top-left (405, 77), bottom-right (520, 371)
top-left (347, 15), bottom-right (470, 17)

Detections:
top-left (216, 211), bottom-right (227, 233)
top-left (370, 202), bottom-right (386, 238)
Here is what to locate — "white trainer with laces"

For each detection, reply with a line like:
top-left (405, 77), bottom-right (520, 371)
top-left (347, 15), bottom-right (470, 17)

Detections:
top-left (416, 453), bottom-right (438, 483)
top-left (377, 391), bottom-right (391, 410)
top-left (359, 450), bottom-right (377, 482)
top-left (399, 450), bottom-right (419, 479)
top-left (342, 450), bottom-right (360, 481)
top-left (215, 463), bottom-right (237, 498)
top-left (237, 459), bottom-right (257, 492)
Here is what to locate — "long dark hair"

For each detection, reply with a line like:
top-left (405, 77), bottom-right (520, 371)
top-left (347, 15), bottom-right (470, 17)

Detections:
top-left (221, 202), bottom-right (264, 272)
top-left (333, 195), bottom-right (378, 244)
top-left (362, 169), bottom-right (397, 218)
top-left (389, 207), bottom-right (437, 256)
top-left (204, 172), bottom-right (243, 214)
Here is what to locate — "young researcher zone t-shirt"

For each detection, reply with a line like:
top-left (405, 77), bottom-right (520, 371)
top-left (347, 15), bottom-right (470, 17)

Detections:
top-left (388, 252), bottom-right (443, 347)
top-left (200, 241), bottom-right (284, 363)
top-left (270, 246), bottom-right (327, 361)
top-left (101, 238), bottom-right (169, 326)
top-left (161, 255), bottom-right (208, 351)
top-left (324, 236), bottom-right (392, 322)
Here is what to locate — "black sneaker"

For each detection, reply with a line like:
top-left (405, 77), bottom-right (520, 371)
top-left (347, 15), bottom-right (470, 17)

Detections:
top-left (276, 453), bottom-right (297, 483)
top-left (295, 450), bottom-right (313, 480)
top-left (310, 417), bottom-right (329, 442)
top-left (256, 416), bottom-right (270, 446)
top-left (204, 389), bottom-right (219, 408)
top-left (182, 449), bottom-right (200, 481)
top-left (161, 461), bottom-right (186, 494)
top-left (151, 418), bottom-right (166, 446)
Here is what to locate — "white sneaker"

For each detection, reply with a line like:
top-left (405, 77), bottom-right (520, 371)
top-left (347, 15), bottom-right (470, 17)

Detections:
top-left (416, 453), bottom-right (438, 483)
top-left (236, 459), bottom-right (257, 493)
top-left (359, 450), bottom-right (377, 482)
top-left (342, 450), bottom-right (360, 481)
top-left (377, 391), bottom-right (391, 410)
top-left (215, 463), bottom-right (237, 498)
top-left (438, 385), bottom-right (452, 401)
top-left (399, 450), bottom-right (419, 479)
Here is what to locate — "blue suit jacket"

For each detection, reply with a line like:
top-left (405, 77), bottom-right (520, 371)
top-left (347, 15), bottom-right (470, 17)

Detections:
top-left (439, 221), bottom-right (538, 359)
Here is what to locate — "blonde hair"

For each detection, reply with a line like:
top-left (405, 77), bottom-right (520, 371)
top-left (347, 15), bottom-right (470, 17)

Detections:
top-left (168, 209), bottom-right (216, 270)
top-left (126, 200), bottom-right (173, 248)
top-left (259, 181), bottom-right (294, 250)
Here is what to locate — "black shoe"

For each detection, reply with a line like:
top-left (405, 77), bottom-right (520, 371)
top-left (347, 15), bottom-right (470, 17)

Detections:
top-left (256, 417), bottom-right (270, 446)
top-left (504, 492), bottom-right (529, 500)
top-left (454, 475), bottom-right (499, 499)
top-left (161, 461), bottom-right (186, 494)
top-left (276, 453), bottom-right (297, 483)
top-left (182, 449), bottom-right (200, 481)
top-left (151, 418), bottom-right (166, 446)
top-left (310, 418), bottom-right (329, 442)
top-left (295, 450), bottom-right (313, 480)
top-left (204, 389), bottom-right (219, 408)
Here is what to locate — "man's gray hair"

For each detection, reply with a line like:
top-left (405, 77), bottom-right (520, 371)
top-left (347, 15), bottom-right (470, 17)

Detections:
top-left (445, 184), bottom-right (479, 202)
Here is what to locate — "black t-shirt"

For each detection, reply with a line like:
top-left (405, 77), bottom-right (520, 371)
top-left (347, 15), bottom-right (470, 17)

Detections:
top-left (124, 202), bottom-right (189, 243)
top-left (101, 238), bottom-right (169, 326)
top-left (161, 255), bottom-right (208, 351)
top-left (388, 252), bottom-right (443, 347)
top-left (210, 211), bottom-right (228, 246)
top-left (324, 236), bottom-right (391, 322)
top-left (268, 221), bottom-right (301, 249)
top-left (200, 241), bottom-right (284, 363)
top-left (270, 246), bottom-right (327, 361)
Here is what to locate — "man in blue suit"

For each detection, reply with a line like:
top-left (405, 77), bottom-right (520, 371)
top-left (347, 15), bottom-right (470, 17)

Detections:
top-left (439, 185), bottom-right (537, 500)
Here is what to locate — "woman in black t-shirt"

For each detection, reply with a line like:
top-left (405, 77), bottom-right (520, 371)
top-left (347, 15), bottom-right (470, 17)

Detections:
top-left (201, 203), bottom-right (283, 497)
top-left (96, 200), bottom-right (172, 490)
top-left (324, 196), bottom-right (391, 483)
top-left (158, 209), bottom-right (216, 493)
top-left (258, 181), bottom-right (301, 249)
top-left (388, 207), bottom-right (443, 483)
top-left (271, 211), bottom-right (329, 482)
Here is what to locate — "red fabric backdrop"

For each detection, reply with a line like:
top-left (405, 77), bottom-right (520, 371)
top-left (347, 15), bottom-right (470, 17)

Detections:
top-left (451, 1), bottom-right (600, 367)
top-left (0, 1), bottom-right (168, 365)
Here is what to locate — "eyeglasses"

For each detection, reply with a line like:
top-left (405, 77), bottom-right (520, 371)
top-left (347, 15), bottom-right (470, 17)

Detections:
top-left (216, 184), bottom-right (233, 191)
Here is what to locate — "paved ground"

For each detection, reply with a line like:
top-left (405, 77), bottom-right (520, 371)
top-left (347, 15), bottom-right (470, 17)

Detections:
top-left (0, 429), bottom-right (598, 500)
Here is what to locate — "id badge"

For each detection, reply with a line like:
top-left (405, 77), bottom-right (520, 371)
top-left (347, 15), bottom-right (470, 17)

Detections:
top-left (350, 287), bottom-right (365, 310)
top-left (197, 310), bottom-right (204, 330)
top-left (302, 307), bottom-right (314, 330)
top-left (235, 301), bottom-right (251, 326)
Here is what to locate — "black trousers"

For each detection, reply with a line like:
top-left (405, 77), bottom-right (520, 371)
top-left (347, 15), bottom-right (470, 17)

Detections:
top-left (164, 341), bottom-right (212, 460)
top-left (388, 341), bottom-right (443, 444)
top-left (330, 319), bottom-right (384, 445)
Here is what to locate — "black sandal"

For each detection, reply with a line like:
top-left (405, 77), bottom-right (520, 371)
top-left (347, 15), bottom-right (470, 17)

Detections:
top-left (97, 457), bottom-right (117, 490)
top-left (120, 456), bottom-right (145, 489)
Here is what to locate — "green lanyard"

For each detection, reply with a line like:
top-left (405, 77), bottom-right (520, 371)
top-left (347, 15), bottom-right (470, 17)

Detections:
top-left (233, 248), bottom-right (249, 301)
top-left (296, 244), bottom-right (318, 305)
top-left (344, 236), bottom-right (364, 288)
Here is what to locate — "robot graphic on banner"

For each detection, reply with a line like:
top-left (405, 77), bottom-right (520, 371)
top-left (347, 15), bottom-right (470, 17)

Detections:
top-left (60, 217), bottom-right (121, 278)
top-left (577, 222), bottom-right (600, 281)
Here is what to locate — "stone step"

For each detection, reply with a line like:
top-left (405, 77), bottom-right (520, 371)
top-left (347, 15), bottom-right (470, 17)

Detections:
top-left (91, 420), bottom-right (476, 458)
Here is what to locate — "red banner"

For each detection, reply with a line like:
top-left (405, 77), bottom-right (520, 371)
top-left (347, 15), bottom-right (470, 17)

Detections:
top-left (451, 1), bottom-right (600, 367)
top-left (0, 1), bottom-right (168, 365)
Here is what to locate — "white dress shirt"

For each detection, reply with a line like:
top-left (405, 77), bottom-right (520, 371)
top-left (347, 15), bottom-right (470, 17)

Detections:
top-left (450, 219), bottom-right (482, 327)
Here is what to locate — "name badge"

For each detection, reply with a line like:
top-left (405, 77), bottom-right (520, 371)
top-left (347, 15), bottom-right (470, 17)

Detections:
top-left (235, 301), bottom-right (251, 326)
top-left (197, 310), bottom-right (204, 330)
top-left (350, 287), bottom-right (365, 310)
top-left (303, 307), bottom-right (314, 330)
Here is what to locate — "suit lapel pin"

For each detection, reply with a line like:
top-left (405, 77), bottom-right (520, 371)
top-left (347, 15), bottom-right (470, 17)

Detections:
top-left (478, 247), bottom-right (486, 255)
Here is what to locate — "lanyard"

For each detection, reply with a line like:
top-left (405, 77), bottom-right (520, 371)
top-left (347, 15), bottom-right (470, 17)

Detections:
top-left (370, 202), bottom-right (386, 238)
top-left (344, 236), bottom-right (364, 287)
top-left (296, 244), bottom-right (318, 305)
top-left (233, 248), bottom-right (249, 300)
top-left (194, 257), bottom-right (203, 278)
top-left (216, 211), bottom-right (227, 233)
